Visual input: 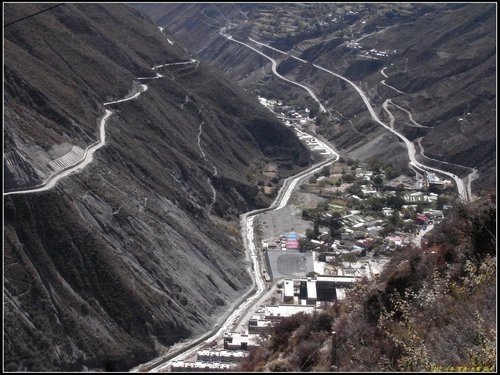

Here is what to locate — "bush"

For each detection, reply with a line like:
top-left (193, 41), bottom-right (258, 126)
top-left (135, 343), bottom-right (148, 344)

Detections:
top-left (343, 173), bottom-right (356, 183)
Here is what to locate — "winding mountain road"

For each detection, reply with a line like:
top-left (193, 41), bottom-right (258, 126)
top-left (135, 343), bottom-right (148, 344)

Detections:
top-left (4, 110), bottom-right (113, 196)
top-left (383, 99), bottom-right (431, 129)
top-left (142, 141), bottom-right (339, 372)
top-left (140, 25), bottom-right (480, 372)
top-left (386, 100), bottom-right (431, 128)
top-left (224, 33), bottom-right (325, 113)
top-left (140, 33), bottom-right (342, 371)
top-left (381, 79), bottom-right (405, 94)
top-left (228, 33), bottom-right (475, 203)
top-left (4, 59), bottom-right (198, 197)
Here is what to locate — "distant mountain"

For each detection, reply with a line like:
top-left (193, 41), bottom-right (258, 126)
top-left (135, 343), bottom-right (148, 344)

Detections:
top-left (4, 3), bottom-right (310, 371)
top-left (136, 2), bottom-right (496, 195)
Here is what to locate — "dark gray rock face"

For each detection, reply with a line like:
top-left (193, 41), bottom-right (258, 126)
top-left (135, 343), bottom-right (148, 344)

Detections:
top-left (4, 3), bottom-right (310, 371)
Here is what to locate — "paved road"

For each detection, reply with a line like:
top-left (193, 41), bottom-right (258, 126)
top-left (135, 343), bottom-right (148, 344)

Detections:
top-left (236, 33), bottom-right (472, 202)
top-left (143, 42), bottom-right (340, 369)
top-left (4, 59), bottom-right (198, 197)
top-left (103, 84), bottom-right (148, 106)
top-left (386, 100), bottom-right (431, 128)
top-left (145, 144), bottom-right (339, 371)
top-left (4, 110), bottom-right (113, 196)
top-left (412, 223), bottom-right (435, 246)
top-left (381, 79), bottom-right (405, 94)
top-left (223, 33), bottom-right (325, 112)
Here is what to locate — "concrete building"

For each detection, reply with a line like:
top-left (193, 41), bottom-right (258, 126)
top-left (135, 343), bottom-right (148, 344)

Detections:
top-left (262, 304), bottom-right (316, 320)
top-left (280, 276), bottom-right (360, 305)
top-left (415, 214), bottom-right (429, 225)
top-left (171, 360), bottom-right (236, 372)
top-left (248, 317), bottom-right (274, 334)
top-left (385, 235), bottom-right (403, 248)
top-left (284, 231), bottom-right (300, 250)
top-left (315, 275), bottom-right (360, 286)
top-left (306, 280), bottom-right (317, 305)
top-left (223, 332), bottom-right (260, 351)
top-left (283, 279), bottom-right (294, 303)
top-left (197, 349), bottom-right (249, 363)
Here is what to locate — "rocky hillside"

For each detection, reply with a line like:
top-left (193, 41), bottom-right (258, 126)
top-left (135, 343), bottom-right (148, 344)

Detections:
top-left (136, 3), bottom-right (496, 195)
top-left (4, 3), bottom-right (310, 371)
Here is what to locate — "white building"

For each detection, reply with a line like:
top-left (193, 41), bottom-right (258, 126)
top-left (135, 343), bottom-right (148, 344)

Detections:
top-left (306, 280), bottom-right (317, 305)
top-left (197, 349), bottom-right (249, 363)
top-left (223, 332), bottom-right (260, 351)
top-left (171, 360), bottom-right (236, 372)
top-left (283, 279), bottom-right (294, 303)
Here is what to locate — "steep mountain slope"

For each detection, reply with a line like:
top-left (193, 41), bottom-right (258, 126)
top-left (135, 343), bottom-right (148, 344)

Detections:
top-left (136, 3), bottom-right (495, 195)
top-left (4, 3), bottom-right (310, 371)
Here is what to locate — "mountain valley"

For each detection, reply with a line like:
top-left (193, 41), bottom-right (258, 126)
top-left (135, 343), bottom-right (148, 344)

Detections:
top-left (4, 3), bottom-right (310, 371)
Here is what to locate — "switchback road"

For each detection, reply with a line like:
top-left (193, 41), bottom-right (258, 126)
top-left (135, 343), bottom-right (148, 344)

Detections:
top-left (4, 59), bottom-right (198, 196)
top-left (231, 33), bottom-right (474, 202)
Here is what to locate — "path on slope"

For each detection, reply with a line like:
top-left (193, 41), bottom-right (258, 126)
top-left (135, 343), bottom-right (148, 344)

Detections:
top-left (222, 32), bottom-right (325, 113)
top-left (4, 59), bottom-right (198, 196)
top-left (379, 67), bottom-right (476, 201)
top-left (197, 120), bottom-right (218, 215)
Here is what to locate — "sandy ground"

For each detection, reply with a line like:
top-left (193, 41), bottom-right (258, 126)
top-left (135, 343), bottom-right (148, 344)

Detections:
top-left (256, 190), bottom-right (326, 245)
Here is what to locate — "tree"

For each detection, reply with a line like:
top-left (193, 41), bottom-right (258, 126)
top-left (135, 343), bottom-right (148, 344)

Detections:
top-left (342, 252), bottom-right (357, 265)
top-left (402, 207), bottom-right (414, 219)
top-left (395, 184), bottom-right (405, 193)
top-left (389, 210), bottom-right (403, 227)
top-left (380, 223), bottom-right (396, 237)
top-left (343, 173), bottom-right (356, 183)
top-left (367, 197), bottom-right (385, 212)
top-left (330, 211), bottom-right (342, 220)
top-left (331, 228), bottom-right (343, 239)
top-left (305, 228), bottom-right (315, 240)
top-left (320, 166), bottom-right (331, 177)
top-left (435, 195), bottom-right (450, 210)
top-left (403, 222), bottom-right (417, 233)
top-left (313, 221), bottom-right (320, 237)
top-left (428, 184), bottom-right (443, 194)
top-left (416, 202), bottom-right (426, 213)
top-left (330, 219), bottom-right (342, 231)
top-left (386, 195), bottom-right (405, 210)
top-left (309, 176), bottom-right (318, 184)
top-left (373, 175), bottom-right (384, 186)
top-left (368, 159), bottom-right (383, 173)
top-left (385, 165), bottom-right (399, 180)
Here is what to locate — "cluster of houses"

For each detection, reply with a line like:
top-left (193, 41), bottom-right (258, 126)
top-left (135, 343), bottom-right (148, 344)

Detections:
top-left (281, 275), bottom-right (358, 305)
top-left (292, 161), bottom-right (451, 257)
top-left (258, 96), bottom-right (316, 131)
top-left (170, 343), bottom-right (251, 371)
top-left (170, 272), bottom-right (362, 372)
top-left (362, 48), bottom-right (395, 58)
top-left (426, 172), bottom-right (453, 187)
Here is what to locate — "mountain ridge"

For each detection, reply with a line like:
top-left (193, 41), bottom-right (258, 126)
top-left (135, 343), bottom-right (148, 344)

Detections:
top-left (4, 3), bottom-right (311, 371)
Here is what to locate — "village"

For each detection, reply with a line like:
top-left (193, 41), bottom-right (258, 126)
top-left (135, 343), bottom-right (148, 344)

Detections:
top-left (168, 97), bottom-right (457, 372)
